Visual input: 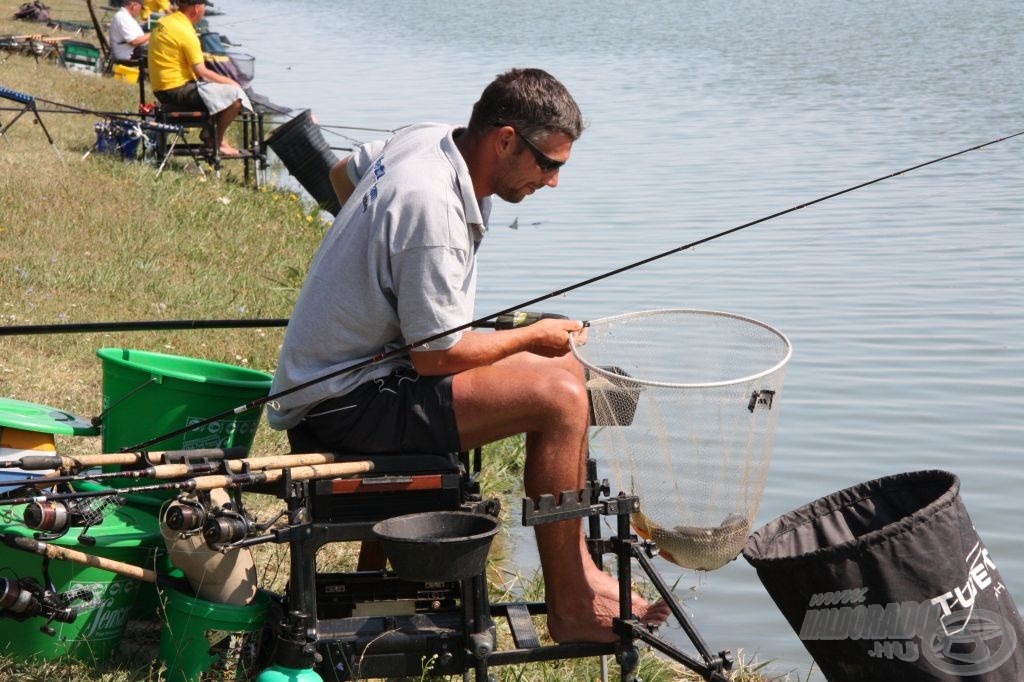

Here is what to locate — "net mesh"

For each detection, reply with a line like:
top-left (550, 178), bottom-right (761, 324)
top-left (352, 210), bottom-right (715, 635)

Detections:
top-left (572, 309), bottom-right (792, 571)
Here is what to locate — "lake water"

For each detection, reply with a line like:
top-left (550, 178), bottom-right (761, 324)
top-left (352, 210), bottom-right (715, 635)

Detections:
top-left (213, 1), bottom-right (1023, 677)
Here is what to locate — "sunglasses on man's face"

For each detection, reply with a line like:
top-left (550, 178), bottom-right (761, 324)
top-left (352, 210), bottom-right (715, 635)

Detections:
top-left (512, 129), bottom-right (565, 173)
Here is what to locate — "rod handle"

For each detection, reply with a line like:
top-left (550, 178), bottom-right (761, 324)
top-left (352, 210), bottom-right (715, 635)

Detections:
top-left (4, 535), bottom-right (156, 583)
top-left (5, 455), bottom-right (62, 471)
top-left (189, 460), bottom-right (373, 491)
top-left (224, 452), bottom-right (336, 472)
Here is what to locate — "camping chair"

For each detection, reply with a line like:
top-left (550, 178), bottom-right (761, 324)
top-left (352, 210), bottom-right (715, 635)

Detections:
top-left (152, 105), bottom-right (221, 170)
top-left (143, 95), bottom-right (265, 181)
top-left (0, 85), bottom-right (61, 160)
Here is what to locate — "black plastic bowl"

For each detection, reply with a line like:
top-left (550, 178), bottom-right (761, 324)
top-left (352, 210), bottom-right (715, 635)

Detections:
top-left (372, 511), bottom-right (501, 582)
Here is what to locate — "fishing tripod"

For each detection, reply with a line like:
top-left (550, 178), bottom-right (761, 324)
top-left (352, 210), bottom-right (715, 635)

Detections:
top-left (254, 453), bottom-right (733, 682)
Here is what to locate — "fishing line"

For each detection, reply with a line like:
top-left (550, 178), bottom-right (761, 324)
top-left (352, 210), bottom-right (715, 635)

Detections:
top-left (117, 129), bottom-right (1024, 453)
top-left (319, 127), bottom-right (367, 145)
top-left (206, 12), bottom-right (291, 29)
top-left (319, 124), bottom-right (403, 133)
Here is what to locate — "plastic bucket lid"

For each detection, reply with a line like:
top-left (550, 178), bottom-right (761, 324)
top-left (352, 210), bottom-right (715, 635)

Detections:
top-left (96, 348), bottom-right (272, 455)
top-left (0, 502), bottom-right (162, 662)
top-left (0, 397), bottom-right (99, 436)
top-left (159, 587), bottom-right (270, 682)
top-left (265, 109), bottom-right (342, 215)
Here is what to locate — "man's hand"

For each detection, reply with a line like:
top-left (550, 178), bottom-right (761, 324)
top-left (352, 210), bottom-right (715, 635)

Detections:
top-left (525, 318), bottom-right (587, 358)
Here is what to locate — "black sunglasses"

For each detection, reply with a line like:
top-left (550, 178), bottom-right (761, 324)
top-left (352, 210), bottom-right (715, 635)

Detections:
top-left (515, 130), bottom-right (565, 173)
top-left (493, 122), bottom-right (565, 173)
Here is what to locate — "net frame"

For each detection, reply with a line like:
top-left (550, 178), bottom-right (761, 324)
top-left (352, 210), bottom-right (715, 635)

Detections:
top-left (571, 308), bottom-right (792, 389)
top-left (570, 308), bottom-right (792, 571)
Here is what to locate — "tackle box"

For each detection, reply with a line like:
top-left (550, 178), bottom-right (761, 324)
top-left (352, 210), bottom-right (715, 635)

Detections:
top-left (62, 41), bottom-right (101, 74)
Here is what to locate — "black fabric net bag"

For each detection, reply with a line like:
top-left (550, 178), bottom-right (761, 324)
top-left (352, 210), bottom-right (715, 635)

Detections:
top-left (743, 470), bottom-right (1024, 681)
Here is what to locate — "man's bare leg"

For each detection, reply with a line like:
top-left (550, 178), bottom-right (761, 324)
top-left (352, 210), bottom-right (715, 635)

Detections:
top-left (453, 352), bottom-right (669, 643)
top-left (213, 99), bottom-right (242, 155)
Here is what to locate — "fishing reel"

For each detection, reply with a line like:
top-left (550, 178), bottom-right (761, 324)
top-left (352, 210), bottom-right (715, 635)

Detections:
top-left (202, 507), bottom-right (257, 548)
top-left (163, 494), bottom-right (210, 538)
top-left (22, 491), bottom-right (125, 546)
top-left (163, 491), bottom-right (286, 551)
top-left (0, 575), bottom-right (92, 636)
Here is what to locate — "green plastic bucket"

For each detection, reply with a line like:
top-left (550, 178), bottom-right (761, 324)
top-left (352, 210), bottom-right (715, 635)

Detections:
top-left (159, 587), bottom-right (270, 682)
top-left (68, 479), bottom-right (173, 620)
top-left (0, 502), bottom-right (161, 662)
top-left (96, 348), bottom-right (273, 454)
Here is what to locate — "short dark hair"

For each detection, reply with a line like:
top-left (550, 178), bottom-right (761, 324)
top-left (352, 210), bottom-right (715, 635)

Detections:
top-left (468, 68), bottom-right (584, 142)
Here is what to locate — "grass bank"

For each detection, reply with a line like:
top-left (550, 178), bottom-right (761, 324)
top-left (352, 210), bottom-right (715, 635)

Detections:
top-left (1, 4), bottom-right (788, 680)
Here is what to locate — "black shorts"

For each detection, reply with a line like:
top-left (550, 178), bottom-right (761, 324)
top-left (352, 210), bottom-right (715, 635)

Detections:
top-left (154, 81), bottom-right (204, 111)
top-left (286, 367), bottom-right (461, 455)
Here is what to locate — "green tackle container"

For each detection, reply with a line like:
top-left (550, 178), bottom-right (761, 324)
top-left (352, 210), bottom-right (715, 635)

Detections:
top-left (0, 502), bottom-right (162, 662)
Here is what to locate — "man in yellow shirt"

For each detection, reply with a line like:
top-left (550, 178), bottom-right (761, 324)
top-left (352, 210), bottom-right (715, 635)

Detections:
top-left (147, 0), bottom-right (249, 156)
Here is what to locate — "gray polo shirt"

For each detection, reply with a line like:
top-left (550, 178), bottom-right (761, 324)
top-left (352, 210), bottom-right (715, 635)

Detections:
top-left (268, 123), bottom-right (490, 430)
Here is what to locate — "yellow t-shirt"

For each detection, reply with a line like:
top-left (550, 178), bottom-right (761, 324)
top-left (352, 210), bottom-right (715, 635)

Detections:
top-left (147, 11), bottom-right (203, 93)
top-left (140, 0), bottom-right (171, 22)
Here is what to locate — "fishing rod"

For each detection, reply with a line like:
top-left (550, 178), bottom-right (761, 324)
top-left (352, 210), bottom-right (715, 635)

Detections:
top-left (0, 451), bottom-right (338, 489)
top-left (0, 533), bottom-right (199, 635)
top-left (0, 461), bottom-right (373, 507)
top-left (0, 446), bottom-right (249, 471)
top-left (30, 96), bottom-right (139, 118)
top-left (84, 0), bottom-right (109, 60)
top-left (0, 317), bottom-right (288, 337)
top-left (120, 129), bottom-right (1024, 454)
top-left (2, 533), bottom-right (156, 584)
top-left (0, 106), bottom-right (143, 119)
top-left (0, 311), bottom-right (547, 337)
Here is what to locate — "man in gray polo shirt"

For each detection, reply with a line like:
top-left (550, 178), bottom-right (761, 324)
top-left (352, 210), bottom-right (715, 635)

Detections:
top-left (269, 68), bottom-right (668, 643)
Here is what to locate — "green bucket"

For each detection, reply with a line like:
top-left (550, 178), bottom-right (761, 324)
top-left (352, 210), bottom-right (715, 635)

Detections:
top-left (97, 348), bottom-right (273, 454)
top-left (68, 479), bottom-right (173, 621)
top-left (0, 502), bottom-right (161, 662)
top-left (159, 587), bottom-right (270, 682)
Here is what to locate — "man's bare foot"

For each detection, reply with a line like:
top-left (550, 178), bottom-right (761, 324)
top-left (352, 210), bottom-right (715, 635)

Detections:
top-left (546, 563), bottom-right (671, 643)
top-left (219, 144), bottom-right (242, 157)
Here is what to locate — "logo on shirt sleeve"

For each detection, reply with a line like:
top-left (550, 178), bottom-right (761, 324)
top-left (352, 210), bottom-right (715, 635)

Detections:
top-left (361, 157), bottom-right (386, 212)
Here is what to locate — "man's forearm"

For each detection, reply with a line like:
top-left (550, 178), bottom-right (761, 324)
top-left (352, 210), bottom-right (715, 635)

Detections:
top-left (192, 63), bottom-right (237, 86)
top-left (410, 319), bottom-right (584, 376)
top-left (329, 156), bottom-right (355, 205)
top-left (410, 329), bottom-right (530, 376)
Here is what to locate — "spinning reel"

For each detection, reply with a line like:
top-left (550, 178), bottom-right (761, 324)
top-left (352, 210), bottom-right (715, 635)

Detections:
top-left (0, 569), bottom-right (93, 636)
top-left (21, 488), bottom-right (125, 545)
top-left (163, 490), bottom-right (286, 551)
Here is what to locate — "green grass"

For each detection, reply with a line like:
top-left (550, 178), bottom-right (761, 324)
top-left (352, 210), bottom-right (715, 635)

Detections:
top-left (0, 4), bottom-right (795, 679)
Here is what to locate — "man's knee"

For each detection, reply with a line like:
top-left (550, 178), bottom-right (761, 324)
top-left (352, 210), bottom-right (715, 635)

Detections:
top-left (533, 366), bottom-right (589, 418)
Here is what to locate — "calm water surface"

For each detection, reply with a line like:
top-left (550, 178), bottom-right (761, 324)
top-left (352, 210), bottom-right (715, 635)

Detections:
top-left (216, 1), bottom-right (1023, 677)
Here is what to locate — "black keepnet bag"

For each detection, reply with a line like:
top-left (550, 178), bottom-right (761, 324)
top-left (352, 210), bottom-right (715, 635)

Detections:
top-left (743, 470), bottom-right (1024, 681)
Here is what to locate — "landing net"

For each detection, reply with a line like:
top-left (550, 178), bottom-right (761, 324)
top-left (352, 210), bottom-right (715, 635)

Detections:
top-left (572, 309), bottom-right (792, 571)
